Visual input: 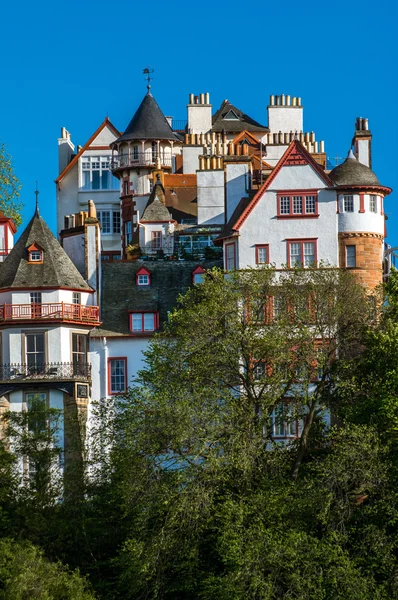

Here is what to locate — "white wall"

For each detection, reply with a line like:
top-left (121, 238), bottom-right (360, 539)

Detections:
top-left (260, 143), bottom-right (288, 166)
top-left (182, 146), bottom-right (203, 174)
top-left (197, 170), bottom-right (225, 225)
top-left (187, 105), bottom-right (212, 134)
top-left (267, 106), bottom-right (303, 134)
top-left (270, 164), bottom-right (325, 190)
top-left (225, 163), bottom-right (249, 222)
top-left (356, 139), bottom-right (370, 167)
top-left (338, 194), bottom-right (384, 235)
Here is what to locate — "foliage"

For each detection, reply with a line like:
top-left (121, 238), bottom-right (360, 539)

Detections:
top-left (0, 143), bottom-right (22, 226)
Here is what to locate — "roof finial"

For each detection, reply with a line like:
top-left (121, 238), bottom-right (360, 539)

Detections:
top-left (34, 181), bottom-right (40, 216)
top-left (143, 65), bottom-right (154, 94)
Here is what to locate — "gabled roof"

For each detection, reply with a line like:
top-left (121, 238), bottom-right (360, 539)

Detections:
top-left (0, 211), bottom-right (92, 291)
top-left (55, 118), bottom-right (121, 186)
top-left (114, 92), bottom-right (181, 143)
top-left (212, 100), bottom-right (269, 133)
top-left (141, 178), bottom-right (174, 223)
top-left (232, 130), bottom-right (263, 146)
top-left (215, 140), bottom-right (333, 240)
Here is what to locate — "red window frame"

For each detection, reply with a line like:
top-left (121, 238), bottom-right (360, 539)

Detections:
top-left (277, 190), bottom-right (319, 219)
top-left (136, 266), bottom-right (151, 286)
top-left (286, 238), bottom-right (318, 268)
top-left (255, 244), bottom-right (270, 265)
top-left (225, 242), bottom-right (236, 271)
top-left (129, 311), bottom-right (159, 334)
top-left (151, 231), bottom-right (162, 250)
top-left (192, 265), bottom-right (205, 284)
top-left (107, 357), bottom-right (127, 395)
top-left (27, 242), bottom-right (44, 264)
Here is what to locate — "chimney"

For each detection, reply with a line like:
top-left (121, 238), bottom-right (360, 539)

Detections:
top-left (267, 93), bottom-right (304, 133)
top-left (187, 92), bottom-right (212, 134)
top-left (58, 127), bottom-right (75, 173)
top-left (352, 116), bottom-right (372, 168)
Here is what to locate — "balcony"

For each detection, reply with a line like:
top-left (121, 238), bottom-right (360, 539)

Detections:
top-left (0, 362), bottom-right (91, 383)
top-left (0, 303), bottom-right (100, 326)
top-left (111, 151), bottom-right (173, 170)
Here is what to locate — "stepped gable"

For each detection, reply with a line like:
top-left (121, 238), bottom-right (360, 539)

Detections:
top-left (0, 210), bottom-right (91, 290)
top-left (115, 92), bottom-right (181, 143)
top-left (141, 176), bottom-right (173, 222)
top-left (212, 99), bottom-right (269, 133)
top-left (329, 150), bottom-right (380, 187)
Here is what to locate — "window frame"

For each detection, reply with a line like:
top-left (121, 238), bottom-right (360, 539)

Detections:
top-left (80, 155), bottom-right (119, 191)
top-left (346, 245), bottom-right (356, 268)
top-left (277, 190), bottom-right (319, 219)
top-left (151, 231), bottom-right (163, 250)
top-left (270, 402), bottom-right (299, 439)
top-left (136, 267), bottom-right (151, 286)
top-left (192, 265), bottom-right (206, 284)
top-left (255, 244), bottom-right (270, 265)
top-left (286, 238), bottom-right (317, 268)
top-left (107, 357), bottom-right (127, 395)
top-left (129, 311), bottom-right (159, 334)
top-left (369, 195), bottom-right (377, 213)
top-left (225, 242), bottom-right (236, 271)
top-left (343, 194), bottom-right (354, 212)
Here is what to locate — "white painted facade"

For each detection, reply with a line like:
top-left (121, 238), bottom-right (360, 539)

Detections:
top-left (197, 170), bottom-right (225, 225)
top-left (225, 162), bottom-right (250, 222)
top-left (187, 101), bottom-right (212, 134)
top-left (267, 105), bottom-right (303, 134)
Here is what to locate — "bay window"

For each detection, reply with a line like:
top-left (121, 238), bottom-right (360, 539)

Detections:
top-left (81, 156), bottom-right (119, 191)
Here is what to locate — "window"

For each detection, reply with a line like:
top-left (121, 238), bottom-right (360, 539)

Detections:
top-left (224, 109), bottom-right (239, 120)
top-left (287, 239), bottom-right (317, 267)
top-left (255, 245), bottom-right (269, 265)
top-left (30, 292), bottom-right (42, 318)
top-left (151, 231), bottom-right (162, 250)
top-left (369, 195), bottom-right (377, 213)
top-left (72, 333), bottom-right (87, 376)
top-left (346, 245), bottom-right (356, 268)
top-left (225, 243), bottom-right (236, 271)
top-left (26, 392), bottom-right (47, 434)
top-left (136, 267), bottom-right (151, 286)
top-left (152, 141), bottom-right (158, 161)
top-left (192, 266), bottom-right (205, 284)
top-left (124, 221), bottom-right (132, 246)
top-left (343, 195), bottom-right (354, 212)
top-left (81, 156), bottom-right (119, 191)
top-left (72, 292), bottom-right (81, 305)
top-left (30, 251), bottom-right (42, 261)
top-left (27, 243), bottom-right (43, 263)
top-left (130, 312), bottom-right (159, 333)
top-left (270, 403), bottom-right (298, 438)
top-left (25, 333), bottom-right (45, 370)
top-left (131, 145), bottom-right (139, 160)
top-left (277, 192), bottom-right (318, 218)
top-left (108, 358), bottom-right (127, 394)
top-left (98, 211), bottom-right (120, 235)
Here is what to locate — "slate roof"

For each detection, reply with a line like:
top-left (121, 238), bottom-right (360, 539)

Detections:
top-left (212, 100), bottom-right (269, 133)
top-left (329, 151), bottom-right (380, 186)
top-left (141, 178), bottom-right (173, 222)
top-left (114, 92), bottom-right (181, 143)
top-left (91, 259), bottom-right (222, 337)
top-left (0, 210), bottom-right (92, 291)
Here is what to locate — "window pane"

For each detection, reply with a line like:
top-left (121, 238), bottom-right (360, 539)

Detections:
top-left (99, 212), bottom-right (111, 234)
top-left (290, 243), bottom-right (301, 266)
top-left (92, 170), bottom-right (100, 190)
top-left (82, 171), bottom-right (90, 191)
top-left (193, 273), bottom-right (204, 284)
top-left (137, 275), bottom-right (149, 285)
top-left (346, 245), bottom-right (356, 268)
top-left (305, 195), bottom-right (316, 213)
top-left (257, 247), bottom-right (268, 264)
top-left (344, 195), bottom-right (354, 212)
top-left (144, 313), bottom-right (155, 331)
top-left (132, 313), bottom-right (143, 331)
top-left (113, 211), bottom-right (121, 234)
top-left (280, 196), bottom-right (290, 214)
top-left (293, 196), bottom-right (302, 214)
top-left (110, 359), bottom-right (125, 393)
top-left (369, 195), bottom-right (377, 213)
top-left (303, 242), bottom-right (315, 267)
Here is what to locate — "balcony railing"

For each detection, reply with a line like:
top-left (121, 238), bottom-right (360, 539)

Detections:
top-left (0, 303), bottom-right (100, 325)
top-left (0, 362), bottom-right (91, 382)
top-left (111, 152), bottom-right (173, 170)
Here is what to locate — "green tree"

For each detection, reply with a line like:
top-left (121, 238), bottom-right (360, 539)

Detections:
top-left (0, 143), bottom-right (22, 226)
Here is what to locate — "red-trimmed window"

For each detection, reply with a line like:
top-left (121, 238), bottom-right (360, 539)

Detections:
top-left (151, 231), bottom-right (162, 250)
top-left (287, 239), bottom-right (317, 267)
top-left (255, 244), bottom-right (269, 265)
top-left (108, 357), bottom-right (127, 394)
top-left (129, 311), bottom-right (159, 333)
top-left (277, 191), bottom-right (319, 218)
top-left (192, 265), bottom-right (205, 284)
top-left (225, 242), bottom-right (236, 271)
top-left (27, 242), bottom-right (43, 263)
top-left (136, 267), bottom-right (151, 286)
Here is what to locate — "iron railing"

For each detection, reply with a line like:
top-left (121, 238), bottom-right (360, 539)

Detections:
top-left (0, 362), bottom-right (91, 382)
top-left (171, 119), bottom-right (187, 131)
top-left (111, 152), bottom-right (173, 170)
top-left (0, 303), bottom-right (100, 324)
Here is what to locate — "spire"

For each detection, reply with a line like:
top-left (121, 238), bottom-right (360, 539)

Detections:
top-left (34, 181), bottom-right (40, 216)
top-left (348, 149), bottom-right (356, 160)
top-left (143, 66), bottom-right (154, 95)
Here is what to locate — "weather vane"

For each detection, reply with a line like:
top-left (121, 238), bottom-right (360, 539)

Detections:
top-left (143, 66), bottom-right (154, 92)
top-left (34, 181), bottom-right (40, 215)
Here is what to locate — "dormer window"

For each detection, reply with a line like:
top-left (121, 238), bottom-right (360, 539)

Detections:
top-left (192, 265), bottom-right (205, 284)
top-left (224, 109), bottom-right (240, 120)
top-left (27, 243), bottom-right (43, 263)
top-left (136, 267), bottom-right (151, 286)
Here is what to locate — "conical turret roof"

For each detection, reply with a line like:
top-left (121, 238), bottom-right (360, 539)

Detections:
top-left (115, 92), bottom-right (181, 143)
top-left (141, 176), bottom-right (173, 222)
top-left (0, 212), bottom-right (92, 290)
top-left (329, 150), bottom-right (380, 187)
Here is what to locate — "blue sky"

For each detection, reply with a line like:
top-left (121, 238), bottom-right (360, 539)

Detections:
top-left (1, 0), bottom-right (397, 245)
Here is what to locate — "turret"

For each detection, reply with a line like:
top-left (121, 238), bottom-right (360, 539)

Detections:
top-left (329, 150), bottom-right (392, 289)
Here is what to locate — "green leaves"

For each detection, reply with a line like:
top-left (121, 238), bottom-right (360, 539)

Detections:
top-left (0, 143), bottom-right (22, 226)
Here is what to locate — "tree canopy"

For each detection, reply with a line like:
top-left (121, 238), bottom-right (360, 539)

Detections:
top-left (0, 143), bottom-right (22, 226)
